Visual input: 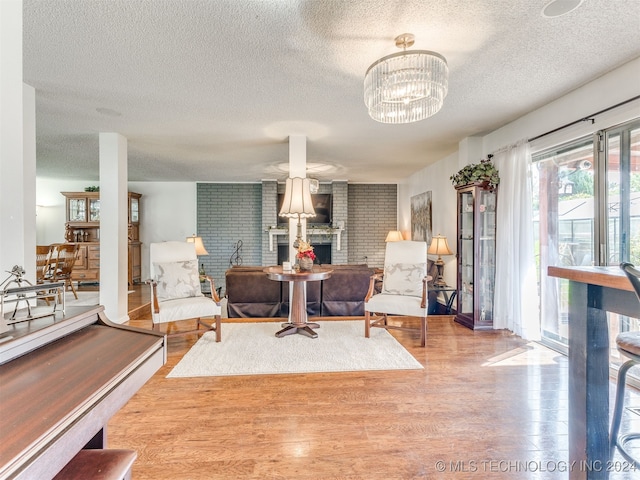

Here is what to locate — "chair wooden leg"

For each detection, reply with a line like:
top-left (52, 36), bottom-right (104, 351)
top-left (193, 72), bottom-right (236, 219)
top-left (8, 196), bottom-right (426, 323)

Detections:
top-left (365, 311), bottom-right (371, 338)
top-left (215, 315), bottom-right (221, 342)
top-left (420, 316), bottom-right (427, 347)
top-left (67, 279), bottom-right (78, 299)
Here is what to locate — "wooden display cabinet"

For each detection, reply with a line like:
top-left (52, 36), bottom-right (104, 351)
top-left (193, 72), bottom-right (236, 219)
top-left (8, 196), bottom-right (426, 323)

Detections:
top-left (61, 191), bottom-right (142, 285)
top-left (454, 182), bottom-right (497, 330)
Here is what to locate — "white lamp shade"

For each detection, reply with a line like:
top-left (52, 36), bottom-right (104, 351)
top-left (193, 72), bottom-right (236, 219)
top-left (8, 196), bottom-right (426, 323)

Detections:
top-left (427, 235), bottom-right (453, 256)
top-left (186, 235), bottom-right (209, 256)
top-left (279, 177), bottom-right (316, 219)
top-left (385, 230), bottom-right (404, 242)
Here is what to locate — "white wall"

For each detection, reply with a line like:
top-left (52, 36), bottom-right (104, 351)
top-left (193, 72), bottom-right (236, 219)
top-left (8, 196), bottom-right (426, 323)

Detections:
top-left (35, 179), bottom-right (196, 281)
top-left (127, 181), bottom-right (196, 279)
top-left (400, 56), bottom-right (640, 289)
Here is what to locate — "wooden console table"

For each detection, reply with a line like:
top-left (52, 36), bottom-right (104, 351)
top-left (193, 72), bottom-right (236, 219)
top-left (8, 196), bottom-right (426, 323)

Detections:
top-left (264, 266), bottom-right (332, 338)
top-left (548, 266), bottom-right (638, 480)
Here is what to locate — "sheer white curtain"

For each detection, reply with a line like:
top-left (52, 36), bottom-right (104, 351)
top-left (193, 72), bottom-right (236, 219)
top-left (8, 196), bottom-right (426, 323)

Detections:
top-left (493, 140), bottom-right (540, 340)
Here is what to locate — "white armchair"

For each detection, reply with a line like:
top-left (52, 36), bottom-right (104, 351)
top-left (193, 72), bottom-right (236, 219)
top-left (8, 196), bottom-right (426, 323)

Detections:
top-left (148, 241), bottom-right (221, 341)
top-left (364, 240), bottom-right (430, 347)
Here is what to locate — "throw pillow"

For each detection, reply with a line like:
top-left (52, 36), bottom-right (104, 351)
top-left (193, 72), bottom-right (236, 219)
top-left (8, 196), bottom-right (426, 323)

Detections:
top-left (154, 260), bottom-right (203, 301)
top-left (382, 262), bottom-right (427, 297)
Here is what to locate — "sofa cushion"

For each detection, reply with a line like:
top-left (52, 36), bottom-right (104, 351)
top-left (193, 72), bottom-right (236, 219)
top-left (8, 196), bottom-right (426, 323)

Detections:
top-left (321, 265), bottom-right (374, 316)
top-left (225, 267), bottom-right (282, 318)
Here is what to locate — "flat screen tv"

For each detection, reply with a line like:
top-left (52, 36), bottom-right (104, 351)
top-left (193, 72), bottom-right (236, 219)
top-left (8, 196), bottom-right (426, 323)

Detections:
top-left (277, 193), bottom-right (332, 225)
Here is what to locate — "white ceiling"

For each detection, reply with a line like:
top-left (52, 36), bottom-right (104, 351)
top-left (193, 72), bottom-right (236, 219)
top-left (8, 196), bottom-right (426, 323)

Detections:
top-left (23, 0), bottom-right (640, 183)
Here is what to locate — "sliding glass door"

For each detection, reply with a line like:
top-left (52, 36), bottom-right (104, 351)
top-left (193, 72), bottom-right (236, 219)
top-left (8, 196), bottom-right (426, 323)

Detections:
top-left (532, 118), bottom-right (640, 352)
top-left (532, 138), bottom-right (595, 351)
top-left (603, 121), bottom-right (640, 367)
top-left (603, 122), bottom-right (640, 265)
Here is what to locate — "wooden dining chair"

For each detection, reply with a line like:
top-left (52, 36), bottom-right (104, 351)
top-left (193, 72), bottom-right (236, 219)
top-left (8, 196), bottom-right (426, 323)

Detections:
top-left (609, 262), bottom-right (640, 469)
top-left (35, 245), bottom-right (53, 283)
top-left (47, 243), bottom-right (79, 300)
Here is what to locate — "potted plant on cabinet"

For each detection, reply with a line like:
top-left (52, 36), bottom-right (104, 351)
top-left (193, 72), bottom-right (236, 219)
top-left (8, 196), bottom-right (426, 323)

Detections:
top-left (450, 154), bottom-right (500, 190)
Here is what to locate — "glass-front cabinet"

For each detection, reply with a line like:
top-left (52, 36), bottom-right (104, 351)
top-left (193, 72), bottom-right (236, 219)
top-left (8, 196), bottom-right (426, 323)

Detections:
top-left (61, 191), bottom-right (142, 285)
top-left (455, 183), bottom-right (497, 330)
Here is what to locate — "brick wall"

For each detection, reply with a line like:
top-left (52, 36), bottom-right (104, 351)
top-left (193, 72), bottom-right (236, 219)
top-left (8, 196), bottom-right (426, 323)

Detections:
top-left (197, 183), bottom-right (262, 293)
top-left (347, 184), bottom-right (398, 267)
top-left (330, 181), bottom-right (348, 264)
top-left (197, 182), bottom-right (397, 291)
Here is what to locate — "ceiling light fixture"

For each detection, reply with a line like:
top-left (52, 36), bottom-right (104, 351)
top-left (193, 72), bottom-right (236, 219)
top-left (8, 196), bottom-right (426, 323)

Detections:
top-left (364, 33), bottom-right (448, 124)
top-left (541, 0), bottom-right (584, 18)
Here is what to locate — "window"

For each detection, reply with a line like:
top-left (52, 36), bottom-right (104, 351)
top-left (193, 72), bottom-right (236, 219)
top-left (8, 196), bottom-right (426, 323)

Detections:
top-left (532, 118), bottom-right (639, 353)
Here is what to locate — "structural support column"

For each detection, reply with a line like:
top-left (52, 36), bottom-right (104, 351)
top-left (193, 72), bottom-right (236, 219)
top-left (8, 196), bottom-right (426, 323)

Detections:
top-left (99, 133), bottom-right (129, 323)
top-left (0, 0), bottom-right (31, 280)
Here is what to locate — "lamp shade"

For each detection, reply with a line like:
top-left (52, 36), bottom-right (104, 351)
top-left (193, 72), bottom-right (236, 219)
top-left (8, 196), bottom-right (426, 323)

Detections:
top-left (279, 177), bottom-right (316, 219)
top-left (385, 230), bottom-right (404, 242)
top-left (186, 235), bottom-right (209, 256)
top-left (428, 235), bottom-right (453, 256)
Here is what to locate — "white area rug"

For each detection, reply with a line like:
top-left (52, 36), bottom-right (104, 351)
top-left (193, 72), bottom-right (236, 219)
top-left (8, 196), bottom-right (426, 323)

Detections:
top-left (167, 321), bottom-right (423, 378)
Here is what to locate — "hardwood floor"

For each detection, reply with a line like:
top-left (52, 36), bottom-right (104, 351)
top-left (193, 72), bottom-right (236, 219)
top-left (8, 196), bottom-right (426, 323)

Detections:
top-left (108, 290), bottom-right (640, 479)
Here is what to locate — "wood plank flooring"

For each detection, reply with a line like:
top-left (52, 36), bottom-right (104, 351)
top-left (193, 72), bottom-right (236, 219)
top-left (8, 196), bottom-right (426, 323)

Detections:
top-left (107, 288), bottom-right (639, 479)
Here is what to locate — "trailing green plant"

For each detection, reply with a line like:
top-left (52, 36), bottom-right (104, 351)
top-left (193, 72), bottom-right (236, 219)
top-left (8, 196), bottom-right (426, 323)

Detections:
top-left (450, 155), bottom-right (500, 189)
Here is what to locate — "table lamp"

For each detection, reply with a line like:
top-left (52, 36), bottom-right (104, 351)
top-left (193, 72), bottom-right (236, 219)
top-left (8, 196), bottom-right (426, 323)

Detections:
top-left (427, 234), bottom-right (453, 287)
top-left (385, 230), bottom-right (404, 242)
top-left (278, 177), bottom-right (316, 250)
top-left (186, 234), bottom-right (209, 281)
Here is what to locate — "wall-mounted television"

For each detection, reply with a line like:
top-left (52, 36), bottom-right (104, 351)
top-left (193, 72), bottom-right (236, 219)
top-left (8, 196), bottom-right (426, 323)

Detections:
top-left (277, 193), bottom-right (332, 225)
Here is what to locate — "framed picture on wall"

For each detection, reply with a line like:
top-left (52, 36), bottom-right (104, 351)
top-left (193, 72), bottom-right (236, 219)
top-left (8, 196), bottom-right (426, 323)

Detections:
top-left (411, 191), bottom-right (432, 244)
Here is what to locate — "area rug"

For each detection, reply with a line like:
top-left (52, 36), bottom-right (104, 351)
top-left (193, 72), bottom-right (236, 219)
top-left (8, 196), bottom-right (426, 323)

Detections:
top-left (167, 321), bottom-right (423, 377)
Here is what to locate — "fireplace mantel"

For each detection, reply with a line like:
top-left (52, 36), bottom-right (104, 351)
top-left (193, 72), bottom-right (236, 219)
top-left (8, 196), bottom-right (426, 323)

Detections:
top-left (268, 227), bottom-right (343, 251)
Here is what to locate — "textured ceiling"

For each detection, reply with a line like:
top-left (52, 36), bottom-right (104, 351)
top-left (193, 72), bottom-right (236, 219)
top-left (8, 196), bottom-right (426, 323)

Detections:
top-left (23, 0), bottom-right (640, 183)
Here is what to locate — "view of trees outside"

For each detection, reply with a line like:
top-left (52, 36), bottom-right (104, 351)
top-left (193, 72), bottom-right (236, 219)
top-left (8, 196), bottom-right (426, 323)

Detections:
top-left (531, 121), bottom-right (639, 349)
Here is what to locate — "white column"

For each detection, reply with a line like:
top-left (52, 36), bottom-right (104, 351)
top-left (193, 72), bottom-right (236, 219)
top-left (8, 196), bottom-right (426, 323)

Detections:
top-left (99, 133), bottom-right (129, 323)
top-left (23, 85), bottom-right (36, 281)
top-left (0, 0), bottom-right (27, 280)
top-left (288, 135), bottom-right (307, 262)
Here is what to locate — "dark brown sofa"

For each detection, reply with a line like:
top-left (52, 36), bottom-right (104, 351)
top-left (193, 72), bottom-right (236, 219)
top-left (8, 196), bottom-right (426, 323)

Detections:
top-left (225, 264), bottom-right (375, 318)
top-left (225, 261), bottom-right (439, 318)
top-left (225, 266), bottom-right (282, 318)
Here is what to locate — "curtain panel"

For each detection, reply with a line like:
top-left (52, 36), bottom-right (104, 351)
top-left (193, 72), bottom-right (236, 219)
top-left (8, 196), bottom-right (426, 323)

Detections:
top-left (493, 140), bottom-right (540, 340)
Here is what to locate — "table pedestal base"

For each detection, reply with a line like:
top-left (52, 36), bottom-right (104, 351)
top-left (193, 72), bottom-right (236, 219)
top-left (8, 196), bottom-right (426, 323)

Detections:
top-left (276, 322), bottom-right (320, 338)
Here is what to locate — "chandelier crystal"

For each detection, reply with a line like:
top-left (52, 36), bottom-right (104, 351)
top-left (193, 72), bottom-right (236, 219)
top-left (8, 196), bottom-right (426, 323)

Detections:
top-left (364, 33), bottom-right (448, 124)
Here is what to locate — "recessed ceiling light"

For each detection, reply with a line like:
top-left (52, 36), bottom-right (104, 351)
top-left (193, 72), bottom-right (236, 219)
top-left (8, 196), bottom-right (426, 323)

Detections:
top-left (541, 0), bottom-right (585, 18)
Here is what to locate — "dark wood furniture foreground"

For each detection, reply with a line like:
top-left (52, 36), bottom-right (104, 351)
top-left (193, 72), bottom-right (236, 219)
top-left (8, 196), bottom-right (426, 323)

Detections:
top-left (264, 266), bottom-right (332, 338)
top-left (548, 266), bottom-right (638, 480)
top-left (0, 305), bottom-right (166, 479)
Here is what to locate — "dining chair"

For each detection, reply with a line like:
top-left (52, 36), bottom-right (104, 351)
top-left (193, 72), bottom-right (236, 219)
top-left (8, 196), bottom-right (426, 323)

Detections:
top-left (49, 243), bottom-right (79, 300)
top-left (609, 262), bottom-right (640, 468)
